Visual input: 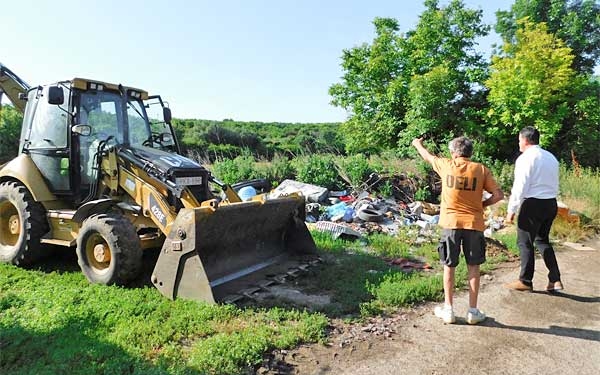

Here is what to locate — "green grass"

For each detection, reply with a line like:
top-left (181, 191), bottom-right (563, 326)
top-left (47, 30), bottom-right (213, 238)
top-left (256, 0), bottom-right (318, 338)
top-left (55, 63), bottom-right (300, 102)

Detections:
top-left (0, 212), bottom-right (536, 374)
top-left (308, 228), bottom-right (476, 317)
top-left (490, 232), bottom-right (519, 257)
top-left (0, 263), bottom-right (327, 375)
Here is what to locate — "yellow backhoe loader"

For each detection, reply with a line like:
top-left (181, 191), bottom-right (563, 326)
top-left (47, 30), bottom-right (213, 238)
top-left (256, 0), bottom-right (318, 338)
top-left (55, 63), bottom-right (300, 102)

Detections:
top-left (0, 63), bottom-right (317, 303)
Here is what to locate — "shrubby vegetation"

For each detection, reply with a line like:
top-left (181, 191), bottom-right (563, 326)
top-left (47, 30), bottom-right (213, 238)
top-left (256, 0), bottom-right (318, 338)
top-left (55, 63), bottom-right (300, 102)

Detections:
top-left (175, 119), bottom-right (344, 162)
top-left (0, 105), bottom-right (21, 163)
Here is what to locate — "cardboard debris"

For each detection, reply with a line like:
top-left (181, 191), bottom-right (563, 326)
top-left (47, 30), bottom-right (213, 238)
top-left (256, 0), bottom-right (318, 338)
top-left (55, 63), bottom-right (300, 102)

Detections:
top-left (557, 202), bottom-right (580, 224)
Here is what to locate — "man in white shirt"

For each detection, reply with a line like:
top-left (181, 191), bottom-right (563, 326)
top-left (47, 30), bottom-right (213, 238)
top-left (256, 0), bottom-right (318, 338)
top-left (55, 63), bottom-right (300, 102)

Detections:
top-left (504, 126), bottom-right (563, 292)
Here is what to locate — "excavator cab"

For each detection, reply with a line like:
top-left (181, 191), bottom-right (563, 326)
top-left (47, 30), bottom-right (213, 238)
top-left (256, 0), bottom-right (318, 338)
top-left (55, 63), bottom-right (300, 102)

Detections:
top-left (18, 84), bottom-right (72, 194)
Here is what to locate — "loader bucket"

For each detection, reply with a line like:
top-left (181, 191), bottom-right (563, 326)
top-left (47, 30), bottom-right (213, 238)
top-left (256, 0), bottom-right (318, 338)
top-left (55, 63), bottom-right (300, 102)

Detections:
top-left (150, 195), bottom-right (317, 302)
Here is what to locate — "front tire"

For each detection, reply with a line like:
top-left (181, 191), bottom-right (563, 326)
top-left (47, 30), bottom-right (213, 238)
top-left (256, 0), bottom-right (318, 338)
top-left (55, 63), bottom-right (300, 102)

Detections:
top-left (0, 181), bottom-right (48, 265)
top-left (76, 213), bottom-right (142, 285)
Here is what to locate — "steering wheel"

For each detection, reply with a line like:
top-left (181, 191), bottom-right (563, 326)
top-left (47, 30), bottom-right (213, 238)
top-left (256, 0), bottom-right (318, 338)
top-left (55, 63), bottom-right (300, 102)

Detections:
top-left (142, 132), bottom-right (172, 147)
top-left (142, 132), bottom-right (160, 147)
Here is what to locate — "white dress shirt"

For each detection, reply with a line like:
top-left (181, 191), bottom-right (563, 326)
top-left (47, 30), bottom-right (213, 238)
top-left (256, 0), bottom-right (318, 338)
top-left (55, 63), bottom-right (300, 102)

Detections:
top-left (507, 145), bottom-right (559, 214)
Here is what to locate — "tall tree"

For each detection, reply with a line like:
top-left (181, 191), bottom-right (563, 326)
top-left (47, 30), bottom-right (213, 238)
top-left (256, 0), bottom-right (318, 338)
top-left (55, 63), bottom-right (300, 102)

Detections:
top-left (495, 0), bottom-right (600, 74)
top-left (329, 17), bottom-right (408, 154)
top-left (554, 75), bottom-right (600, 167)
top-left (400, 0), bottom-right (490, 149)
top-left (329, 0), bottom-right (489, 154)
top-left (485, 20), bottom-right (575, 157)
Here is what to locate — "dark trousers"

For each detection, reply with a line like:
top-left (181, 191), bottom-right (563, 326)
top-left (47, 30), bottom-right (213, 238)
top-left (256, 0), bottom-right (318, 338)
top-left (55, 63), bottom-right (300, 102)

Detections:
top-left (517, 198), bottom-right (561, 285)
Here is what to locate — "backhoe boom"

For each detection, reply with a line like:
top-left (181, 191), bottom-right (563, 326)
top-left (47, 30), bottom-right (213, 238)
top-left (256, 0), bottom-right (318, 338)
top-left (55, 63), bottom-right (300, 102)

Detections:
top-left (0, 62), bottom-right (30, 113)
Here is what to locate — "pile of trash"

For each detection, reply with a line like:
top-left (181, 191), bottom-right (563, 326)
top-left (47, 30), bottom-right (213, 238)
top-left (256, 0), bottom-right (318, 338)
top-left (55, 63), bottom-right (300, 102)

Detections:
top-left (269, 178), bottom-right (442, 239)
top-left (265, 177), bottom-right (532, 241)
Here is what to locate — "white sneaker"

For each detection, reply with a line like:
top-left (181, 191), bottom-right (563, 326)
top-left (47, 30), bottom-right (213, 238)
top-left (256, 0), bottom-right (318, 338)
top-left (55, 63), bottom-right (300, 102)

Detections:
top-left (466, 308), bottom-right (486, 325)
top-left (434, 305), bottom-right (456, 324)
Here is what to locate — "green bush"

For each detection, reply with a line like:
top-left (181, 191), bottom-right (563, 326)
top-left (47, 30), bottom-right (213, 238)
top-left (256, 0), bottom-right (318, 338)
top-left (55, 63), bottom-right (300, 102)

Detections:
top-left (206, 144), bottom-right (244, 161)
top-left (0, 105), bottom-right (22, 163)
top-left (559, 165), bottom-right (600, 229)
top-left (212, 155), bottom-right (257, 184)
top-left (292, 154), bottom-right (341, 189)
top-left (414, 186), bottom-right (431, 201)
top-left (377, 180), bottom-right (394, 198)
top-left (335, 154), bottom-right (374, 188)
top-left (263, 154), bottom-right (294, 184)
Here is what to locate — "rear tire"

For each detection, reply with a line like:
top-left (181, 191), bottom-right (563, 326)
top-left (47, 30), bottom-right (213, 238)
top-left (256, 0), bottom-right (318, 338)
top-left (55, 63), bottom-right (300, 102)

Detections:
top-left (76, 213), bottom-right (142, 285)
top-left (0, 181), bottom-right (48, 265)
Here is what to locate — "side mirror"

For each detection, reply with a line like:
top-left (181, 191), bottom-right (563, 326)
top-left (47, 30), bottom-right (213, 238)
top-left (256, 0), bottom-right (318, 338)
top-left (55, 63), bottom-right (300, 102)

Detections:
top-left (48, 86), bottom-right (64, 105)
top-left (72, 124), bottom-right (92, 136)
top-left (163, 107), bottom-right (172, 123)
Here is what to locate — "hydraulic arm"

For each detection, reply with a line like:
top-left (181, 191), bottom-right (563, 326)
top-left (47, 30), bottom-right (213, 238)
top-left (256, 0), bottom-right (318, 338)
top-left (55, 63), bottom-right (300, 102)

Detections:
top-left (0, 62), bottom-right (30, 113)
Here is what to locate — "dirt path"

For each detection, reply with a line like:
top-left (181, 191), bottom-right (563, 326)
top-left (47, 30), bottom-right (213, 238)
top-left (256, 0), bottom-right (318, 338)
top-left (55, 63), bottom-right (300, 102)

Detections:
top-left (260, 238), bottom-right (600, 374)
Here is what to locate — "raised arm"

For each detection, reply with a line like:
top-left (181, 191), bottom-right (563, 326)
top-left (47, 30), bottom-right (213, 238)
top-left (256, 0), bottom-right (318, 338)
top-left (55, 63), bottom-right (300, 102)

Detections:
top-left (411, 138), bottom-right (435, 164)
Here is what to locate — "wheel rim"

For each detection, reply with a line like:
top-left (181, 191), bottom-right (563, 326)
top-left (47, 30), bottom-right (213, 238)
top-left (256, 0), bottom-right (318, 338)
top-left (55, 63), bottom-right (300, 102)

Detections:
top-left (85, 233), bottom-right (112, 274)
top-left (0, 200), bottom-right (20, 247)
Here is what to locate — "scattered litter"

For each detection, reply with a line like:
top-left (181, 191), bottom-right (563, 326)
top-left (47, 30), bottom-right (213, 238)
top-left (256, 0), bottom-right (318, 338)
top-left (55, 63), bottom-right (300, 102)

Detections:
top-left (420, 213), bottom-right (439, 224)
top-left (326, 202), bottom-right (349, 219)
top-left (296, 174), bottom-right (447, 241)
top-left (329, 190), bottom-right (348, 197)
top-left (408, 201), bottom-right (423, 216)
top-left (557, 202), bottom-right (580, 224)
top-left (413, 220), bottom-right (430, 230)
top-left (387, 257), bottom-right (432, 270)
top-left (421, 202), bottom-right (440, 215)
top-left (357, 208), bottom-right (384, 222)
top-left (310, 221), bottom-right (362, 239)
top-left (271, 179), bottom-right (329, 203)
top-left (484, 216), bottom-right (505, 237)
top-left (238, 186), bottom-right (257, 201)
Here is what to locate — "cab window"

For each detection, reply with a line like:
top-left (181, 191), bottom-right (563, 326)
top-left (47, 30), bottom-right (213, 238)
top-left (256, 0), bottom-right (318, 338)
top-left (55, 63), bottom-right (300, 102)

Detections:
top-left (28, 86), bottom-right (68, 149)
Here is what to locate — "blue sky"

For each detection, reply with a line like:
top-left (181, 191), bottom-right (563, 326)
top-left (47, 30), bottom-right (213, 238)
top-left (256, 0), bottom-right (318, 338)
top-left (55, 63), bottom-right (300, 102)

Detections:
top-left (2, 0), bottom-right (513, 123)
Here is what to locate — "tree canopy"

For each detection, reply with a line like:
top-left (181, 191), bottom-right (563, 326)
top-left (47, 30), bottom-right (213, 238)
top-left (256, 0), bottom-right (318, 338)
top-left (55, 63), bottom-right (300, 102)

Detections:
top-left (329, 0), bottom-right (489, 155)
top-left (485, 19), bottom-right (575, 156)
top-left (495, 0), bottom-right (600, 74)
top-left (329, 0), bottom-right (599, 166)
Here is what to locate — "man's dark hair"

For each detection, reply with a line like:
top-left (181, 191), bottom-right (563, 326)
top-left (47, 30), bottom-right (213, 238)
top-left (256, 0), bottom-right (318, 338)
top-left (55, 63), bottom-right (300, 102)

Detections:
top-left (448, 136), bottom-right (473, 157)
top-left (519, 126), bottom-right (540, 145)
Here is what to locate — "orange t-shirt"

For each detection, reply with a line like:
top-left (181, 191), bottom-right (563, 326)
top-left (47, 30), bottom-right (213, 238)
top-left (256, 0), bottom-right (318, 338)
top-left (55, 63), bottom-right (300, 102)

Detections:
top-left (431, 157), bottom-right (499, 232)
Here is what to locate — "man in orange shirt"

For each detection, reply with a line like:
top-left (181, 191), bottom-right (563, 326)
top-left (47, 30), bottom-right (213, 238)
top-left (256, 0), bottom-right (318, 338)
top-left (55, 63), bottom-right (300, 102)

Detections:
top-left (412, 136), bottom-right (504, 324)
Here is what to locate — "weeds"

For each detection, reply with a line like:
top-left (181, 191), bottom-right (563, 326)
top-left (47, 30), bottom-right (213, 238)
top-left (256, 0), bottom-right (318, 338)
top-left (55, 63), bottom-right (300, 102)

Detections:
top-left (490, 232), bottom-right (519, 257)
top-left (558, 165), bottom-right (600, 230)
top-left (0, 265), bottom-right (327, 375)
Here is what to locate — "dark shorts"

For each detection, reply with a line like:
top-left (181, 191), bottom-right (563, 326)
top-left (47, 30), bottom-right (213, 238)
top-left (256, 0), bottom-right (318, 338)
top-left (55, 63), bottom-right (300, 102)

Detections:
top-left (438, 229), bottom-right (486, 267)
